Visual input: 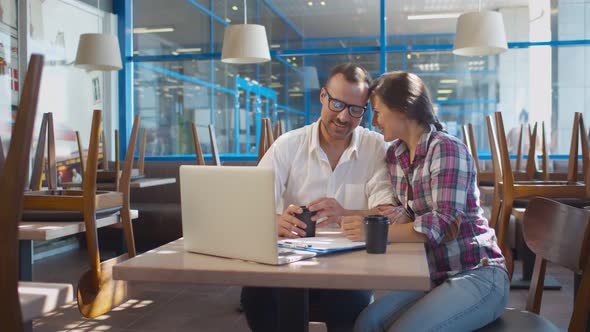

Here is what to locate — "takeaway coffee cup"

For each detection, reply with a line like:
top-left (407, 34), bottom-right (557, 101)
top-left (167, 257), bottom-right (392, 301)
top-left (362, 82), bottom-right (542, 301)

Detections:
top-left (295, 206), bottom-right (317, 237)
top-left (364, 215), bottom-right (390, 254)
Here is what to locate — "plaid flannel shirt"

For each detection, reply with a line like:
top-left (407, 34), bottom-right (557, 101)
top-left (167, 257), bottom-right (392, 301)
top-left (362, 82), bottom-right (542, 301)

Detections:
top-left (387, 125), bottom-right (505, 285)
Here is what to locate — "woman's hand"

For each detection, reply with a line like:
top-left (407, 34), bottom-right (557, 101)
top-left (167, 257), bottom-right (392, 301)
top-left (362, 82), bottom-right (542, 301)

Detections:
top-left (277, 205), bottom-right (307, 238)
top-left (340, 216), bottom-right (365, 241)
top-left (377, 206), bottom-right (412, 224)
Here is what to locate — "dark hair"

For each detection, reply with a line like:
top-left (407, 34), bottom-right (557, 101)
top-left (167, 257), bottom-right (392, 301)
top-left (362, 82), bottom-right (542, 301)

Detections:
top-left (370, 71), bottom-right (444, 131)
top-left (327, 63), bottom-right (372, 87)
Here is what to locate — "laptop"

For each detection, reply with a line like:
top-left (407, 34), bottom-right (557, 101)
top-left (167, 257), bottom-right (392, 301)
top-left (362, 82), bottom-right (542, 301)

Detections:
top-left (179, 165), bottom-right (317, 265)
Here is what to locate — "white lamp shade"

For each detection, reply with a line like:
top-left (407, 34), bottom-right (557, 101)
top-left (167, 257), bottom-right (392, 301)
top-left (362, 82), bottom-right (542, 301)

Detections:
top-left (453, 11), bottom-right (508, 56)
top-left (74, 33), bottom-right (123, 71)
top-left (303, 66), bottom-right (320, 90)
top-left (221, 24), bottom-right (271, 64)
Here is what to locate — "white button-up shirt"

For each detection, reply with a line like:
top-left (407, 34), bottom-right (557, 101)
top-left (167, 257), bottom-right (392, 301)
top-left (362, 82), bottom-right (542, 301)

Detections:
top-left (259, 121), bottom-right (393, 214)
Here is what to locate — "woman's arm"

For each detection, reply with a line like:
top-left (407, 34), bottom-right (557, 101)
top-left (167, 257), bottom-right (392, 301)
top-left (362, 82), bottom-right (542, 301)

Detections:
top-left (412, 138), bottom-right (472, 245)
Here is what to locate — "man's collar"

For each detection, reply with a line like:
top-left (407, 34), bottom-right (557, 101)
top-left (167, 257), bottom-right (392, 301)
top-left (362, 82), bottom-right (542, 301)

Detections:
top-left (311, 120), bottom-right (359, 159)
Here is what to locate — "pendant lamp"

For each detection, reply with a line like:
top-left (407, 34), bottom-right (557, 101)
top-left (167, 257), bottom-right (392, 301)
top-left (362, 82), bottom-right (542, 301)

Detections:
top-left (452, 1), bottom-right (508, 56)
top-left (221, 0), bottom-right (271, 64)
top-left (74, 0), bottom-right (122, 71)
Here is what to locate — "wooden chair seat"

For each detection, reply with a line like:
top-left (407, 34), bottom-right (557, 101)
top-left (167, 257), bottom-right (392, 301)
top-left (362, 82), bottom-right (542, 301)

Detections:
top-left (477, 308), bottom-right (561, 331)
top-left (21, 206), bottom-right (122, 221)
top-left (23, 189), bottom-right (123, 212)
top-left (96, 169), bottom-right (144, 182)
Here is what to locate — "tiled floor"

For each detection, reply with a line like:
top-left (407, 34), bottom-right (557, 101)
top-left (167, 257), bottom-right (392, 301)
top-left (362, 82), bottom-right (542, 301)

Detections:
top-left (32, 248), bottom-right (576, 331)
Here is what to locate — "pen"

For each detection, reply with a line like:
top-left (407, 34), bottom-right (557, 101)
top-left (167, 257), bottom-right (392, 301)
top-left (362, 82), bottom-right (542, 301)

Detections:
top-left (282, 241), bottom-right (312, 248)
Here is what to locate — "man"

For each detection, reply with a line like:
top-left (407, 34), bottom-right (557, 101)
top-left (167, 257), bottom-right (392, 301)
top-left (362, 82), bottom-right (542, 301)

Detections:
top-left (71, 168), bottom-right (82, 183)
top-left (241, 63), bottom-right (393, 332)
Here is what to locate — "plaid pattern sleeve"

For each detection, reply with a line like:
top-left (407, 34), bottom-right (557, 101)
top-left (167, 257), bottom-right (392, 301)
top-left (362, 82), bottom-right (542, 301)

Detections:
top-left (413, 138), bottom-right (470, 246)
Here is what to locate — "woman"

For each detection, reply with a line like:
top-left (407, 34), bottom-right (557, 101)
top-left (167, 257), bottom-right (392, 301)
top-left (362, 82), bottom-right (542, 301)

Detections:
top-left (341, 71), bottom-right (508, 331)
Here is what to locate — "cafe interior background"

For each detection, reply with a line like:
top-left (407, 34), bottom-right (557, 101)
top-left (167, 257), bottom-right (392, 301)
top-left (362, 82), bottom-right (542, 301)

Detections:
top-left (0, 0), bottom-right (588, 173)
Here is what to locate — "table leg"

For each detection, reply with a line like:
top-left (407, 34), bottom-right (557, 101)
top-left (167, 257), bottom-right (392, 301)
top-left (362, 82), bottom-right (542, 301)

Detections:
top-left (19, 240), bottom-right (33, 281)
top-left (277, 288), bottom-right (309, 332)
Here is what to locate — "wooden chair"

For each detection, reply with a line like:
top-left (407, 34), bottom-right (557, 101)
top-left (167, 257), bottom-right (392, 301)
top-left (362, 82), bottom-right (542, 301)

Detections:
top-left (257, 118), bottom-right (274, 164)
top-left (478, 197), bottom-right (590, 332)
top-left (137, 128), bottom-right (147, 175)
top-left (76, 130), bottom-right (85, 178)
top-left (0, 136), bottom-right (5, 171)
top-left (96, 126), bottom-right (146, 183)
top-left (191, 123), bottom-right (205, 165)
top-left (486, 112), bottom-right (589, 278)
top-left (22, 111), bottom-right (140, 318)
top-left (208, 124), bottom-right (221, 166)
top-left (462, 123), bottom-right (535, 189)
top-left (462, 123), bottom-right (494, 187)
top-left (273, 119), bottom-right (285, 139)
top-left (0, 53), bottom-right (43, 332)
top-left (29, 112), bottom-right (57, 191)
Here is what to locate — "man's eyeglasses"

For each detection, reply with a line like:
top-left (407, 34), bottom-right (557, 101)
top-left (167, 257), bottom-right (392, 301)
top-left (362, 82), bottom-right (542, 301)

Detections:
top-left (323, 88), bottom-right (367, 119)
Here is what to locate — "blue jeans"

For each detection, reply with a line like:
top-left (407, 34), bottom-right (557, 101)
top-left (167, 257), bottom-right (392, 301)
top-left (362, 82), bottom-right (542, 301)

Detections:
top-left (354, 266), bottom-right (509, 332)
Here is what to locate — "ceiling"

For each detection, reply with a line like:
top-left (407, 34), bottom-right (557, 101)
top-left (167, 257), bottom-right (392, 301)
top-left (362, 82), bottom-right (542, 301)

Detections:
top-left (133, 0), bottom-right (530, 53)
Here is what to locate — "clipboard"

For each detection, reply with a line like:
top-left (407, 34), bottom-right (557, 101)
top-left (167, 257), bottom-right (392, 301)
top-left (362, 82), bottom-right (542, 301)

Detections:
top-left (278, 237), bottom-right (366, 254)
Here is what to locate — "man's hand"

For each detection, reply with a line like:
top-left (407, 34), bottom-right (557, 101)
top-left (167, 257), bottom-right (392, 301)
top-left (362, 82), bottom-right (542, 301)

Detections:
top-left (277, 205), bottom-right (307, 238)
top-left (340, 216), bottom-right (365, 241)
top-left (308, 197), bottom-right (347, 227)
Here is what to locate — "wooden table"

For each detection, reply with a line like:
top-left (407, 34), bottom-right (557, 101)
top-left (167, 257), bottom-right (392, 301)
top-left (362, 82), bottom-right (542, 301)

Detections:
top-left (61, 177), bottom-right (176, 190)
top-left (18, 210), bottom-right (139, 281)
top-left (113, 237), bottom-right (430, 331)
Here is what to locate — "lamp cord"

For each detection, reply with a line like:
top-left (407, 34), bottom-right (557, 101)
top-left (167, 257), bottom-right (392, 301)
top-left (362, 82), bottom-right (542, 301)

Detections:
top-left (97, 0), bottom-right (101, 31)
top-left (244, 0), bottom-right (247, 24)
top-left (478, 0), bottom-right (481, 12)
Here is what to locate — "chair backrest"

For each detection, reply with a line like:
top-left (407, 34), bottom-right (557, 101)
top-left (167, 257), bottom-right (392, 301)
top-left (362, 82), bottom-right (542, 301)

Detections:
top-left (136, 128), bottom-right (146, 175)
top-left (0, 136), bottom-right (5, 171)
top-left (114, 129), bottom-right (120, 191)
top-left (522, 197), bottom-right (590, 331)
top-left (119, 116), bottom-right (141, 257)
top-left (191, 123), bottom-right (205, 165)
top-left (568, 113), bottom-right (582, 183)
top-left (580, 116), bottom-right (590, 184)
top-left (540, 122), bottom-right (549, 181)
top-left (0, 53), bottom-right (44, 332)
top-left (462, 123), bottom-right (481, 176)
top-left (273, 120), bottom-right (285, 139)
top-left (76, 131), bottom-right (85, 178)
top-left (100, 129), bottom-right (109, 171)
top-left (486, 115), bottom-right (504, 231)
top-left (515, 123), bottom-right (525, 171)
top-left (30, 112), bottom-right (57, 191)
top-left (524, 122), bottom-right (538, 179)
top-left (257, 118), bottom-right (274, 164)
top-left (208, 124), bottom-right (221, 166)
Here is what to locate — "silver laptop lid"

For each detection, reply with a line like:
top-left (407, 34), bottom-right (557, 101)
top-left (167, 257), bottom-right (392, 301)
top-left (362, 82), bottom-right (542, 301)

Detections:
top-left (179, 165), bottom-right (280, 264)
